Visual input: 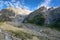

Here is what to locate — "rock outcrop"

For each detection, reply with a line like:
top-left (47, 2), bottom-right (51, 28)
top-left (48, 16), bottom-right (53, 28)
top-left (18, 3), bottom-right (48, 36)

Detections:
top-left (24, 6), bottom-right (60, 25)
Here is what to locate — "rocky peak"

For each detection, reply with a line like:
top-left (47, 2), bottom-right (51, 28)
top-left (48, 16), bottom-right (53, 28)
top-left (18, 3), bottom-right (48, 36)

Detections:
top-left (37, 6), bottom-right (47, 12)
top-left (6, 6), bottom-right (31, 15)
top-left (48, 7), bottom-right (54, 11)
top-left (24, 6), bottom-right (60, 25)
top-left (1, 8), bottom-right (15, 17)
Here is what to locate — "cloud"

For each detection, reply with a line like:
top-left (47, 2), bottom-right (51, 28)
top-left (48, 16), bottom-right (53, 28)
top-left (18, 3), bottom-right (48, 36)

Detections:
top-left (0, 0), bottom-right (32, 14)
top-left (37, 0), bottom-right (51, 9)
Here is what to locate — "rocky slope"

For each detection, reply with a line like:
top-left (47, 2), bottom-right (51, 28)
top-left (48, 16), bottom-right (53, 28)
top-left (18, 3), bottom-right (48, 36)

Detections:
top-left (0, 22), bottom-right (60, 40)
top-left (24, 6), bottom-right (60, 25)
top-left (0, 6), bottom-right (60, 40)
top-left (6, 6), bottom-right (31, 15)
top-left (0, 7), bottom-right (29, 22)
top-left (25, 6), bottom-right (47, 20)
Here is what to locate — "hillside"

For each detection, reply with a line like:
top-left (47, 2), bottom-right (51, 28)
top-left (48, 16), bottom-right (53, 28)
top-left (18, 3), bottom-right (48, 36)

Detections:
top-left (0, 22), bottom-right (60, 40)
top-left (0, 6), bottom-right (60, 40)
top-left (23, 6), bottom-right (60, 29)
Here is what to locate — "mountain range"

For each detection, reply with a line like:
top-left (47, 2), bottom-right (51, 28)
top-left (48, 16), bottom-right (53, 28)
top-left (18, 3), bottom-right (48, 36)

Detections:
top-left (0, 6), bottom-right (60, 40)
top-left (24, 6), bottom-right (60, 25)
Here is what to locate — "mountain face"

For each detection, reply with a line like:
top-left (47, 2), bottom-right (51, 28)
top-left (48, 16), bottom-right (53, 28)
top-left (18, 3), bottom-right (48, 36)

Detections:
top-left (0, 6), bottom-right (60, 40)
top-left (26, 6), bottom-right (47, 20)
top-left (0, 7), bottom-right (16, 21)
top-left (6, 6), bottom-right (31, 15)
top-left (1, 6), bottom-right (60, 26)
top-left (0, 7), bottom-right (30, 22)
top-left (23, 6), bottom-right (48, 25)
top-left (1, 8), bottom-right (15, 17)
top-left (24, 6), bottom-right (60, 25)
top-left (0, 6), bottom-right (31, 16)
top-left (45, 7), bottom-right (60, 24)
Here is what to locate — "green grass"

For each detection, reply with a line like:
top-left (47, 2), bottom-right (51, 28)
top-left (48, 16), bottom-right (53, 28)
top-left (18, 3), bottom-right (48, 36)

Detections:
top-left (8, 30), bottom-right (34, 40)
top-left (0, 21), bottom-right (5, 25)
